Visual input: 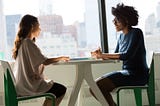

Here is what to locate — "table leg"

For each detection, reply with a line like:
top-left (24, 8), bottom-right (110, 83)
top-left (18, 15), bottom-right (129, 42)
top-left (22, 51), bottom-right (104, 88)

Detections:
top-left (68, 64), bottom-right (84, 106)
top-left (77, 86), bottom-right (84, 106)
top-left (84, 63), bottom-right (108, 106)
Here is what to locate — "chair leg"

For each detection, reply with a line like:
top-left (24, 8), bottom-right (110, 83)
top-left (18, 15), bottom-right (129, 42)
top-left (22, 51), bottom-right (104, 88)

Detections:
top-left (134, 88), bottom-right (142, 106)
top-left (147, 87), bottom-right (155, 106)
top-left (117, 90), bottom-right (120, 106)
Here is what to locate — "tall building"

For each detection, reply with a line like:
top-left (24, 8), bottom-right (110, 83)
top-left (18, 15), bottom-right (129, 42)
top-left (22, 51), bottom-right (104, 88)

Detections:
top-left (5, 14), bottom-right (21, 60)
top-left (85, 0), bottom-right (100, 47)
top-left (145, 14), bottom-right (156, 35)
top-left (145, 2), bottom-right (160, 36)
top-left (6, 15), bottom-right (21, 46)
top-left (37, 14), bottom-right (78, 57)
top-left (76, 22), bottom-right (86, 48)
top-left (0, 0), bottom-right (7, 59)
top-left (156, 2), bottom-right (160, 29)
top-left (156, 2), bottom-right (160, 22)
top-left (38, 15), bottom-right (64, 35)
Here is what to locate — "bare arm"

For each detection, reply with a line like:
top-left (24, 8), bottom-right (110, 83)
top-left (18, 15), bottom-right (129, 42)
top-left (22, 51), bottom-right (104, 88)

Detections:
top-left (100, 53), bottom-right (120, 60)
top-left (91, 48), bottom-right (120, 60)
top-left (43, 56), bottom-right (70, 65)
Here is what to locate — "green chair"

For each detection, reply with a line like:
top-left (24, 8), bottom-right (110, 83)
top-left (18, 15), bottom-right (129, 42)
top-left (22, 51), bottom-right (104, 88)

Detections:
top-left (1, 60), bottom-right (56, 106)
top-left (114, 53), bottom-right (155, 106)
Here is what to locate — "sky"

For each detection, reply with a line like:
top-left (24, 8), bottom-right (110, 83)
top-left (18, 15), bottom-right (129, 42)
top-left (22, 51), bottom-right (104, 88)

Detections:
top-left (3, 0), bottom-right (85, 25)
top-left (2, 0), bottom-right (160, 26)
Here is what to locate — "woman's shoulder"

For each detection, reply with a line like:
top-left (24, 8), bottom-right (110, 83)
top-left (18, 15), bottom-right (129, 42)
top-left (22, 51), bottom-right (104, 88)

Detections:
top-left (23, 38), bottom-right (32, 43)
top-left (130, 28), bottom-right (144, 40)
top-left (22, 38), bottom-right (34, 45)
top-left (21, 38), bottom-right (38, 50)
top-left (131, 28), bottom-right (143, 33)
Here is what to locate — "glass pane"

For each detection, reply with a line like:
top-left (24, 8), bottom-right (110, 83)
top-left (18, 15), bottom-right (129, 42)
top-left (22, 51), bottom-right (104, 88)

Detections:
top-left (106, 0), bottom-right (160, 54)
top-left (1, 0), bottom-right (100, 60)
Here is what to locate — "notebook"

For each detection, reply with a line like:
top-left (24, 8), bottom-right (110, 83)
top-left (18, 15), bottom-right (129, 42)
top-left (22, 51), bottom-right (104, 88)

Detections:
top-left (70, 57), bottom-right (93, 61)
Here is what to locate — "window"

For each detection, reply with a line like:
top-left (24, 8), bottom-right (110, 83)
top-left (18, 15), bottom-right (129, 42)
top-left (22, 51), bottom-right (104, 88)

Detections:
top-left (0, 0), bottom-right (101, 60)
top-left (105, 0), bottom-right (160, 54)
top-left (2, 0), bottom-right (159, 61)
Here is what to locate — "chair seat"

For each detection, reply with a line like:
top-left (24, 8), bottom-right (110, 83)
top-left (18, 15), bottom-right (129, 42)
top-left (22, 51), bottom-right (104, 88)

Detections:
top-left (112, 85), bottom-right (148, 92)
top-left (113, 53), bottom-right (155, 106)
top-left (17, 93), bottom-right (56, 101)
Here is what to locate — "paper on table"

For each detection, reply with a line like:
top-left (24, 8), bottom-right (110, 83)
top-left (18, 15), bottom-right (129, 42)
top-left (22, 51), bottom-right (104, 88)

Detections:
top-left (70, 57), bottom-right (94, 61)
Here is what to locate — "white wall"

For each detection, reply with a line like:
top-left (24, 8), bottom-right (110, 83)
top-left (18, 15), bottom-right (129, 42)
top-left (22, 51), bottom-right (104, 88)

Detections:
top-left (0, 53), bottom-right (160, 106)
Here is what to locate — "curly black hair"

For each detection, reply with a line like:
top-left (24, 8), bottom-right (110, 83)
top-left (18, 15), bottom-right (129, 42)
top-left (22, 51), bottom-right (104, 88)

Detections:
top-left (112, 3), bottom-right (139, 27)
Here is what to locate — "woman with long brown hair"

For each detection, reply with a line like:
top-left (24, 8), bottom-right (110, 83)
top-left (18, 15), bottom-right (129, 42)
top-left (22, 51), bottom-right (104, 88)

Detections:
top-left (12, 14), bottom-right (69, 106)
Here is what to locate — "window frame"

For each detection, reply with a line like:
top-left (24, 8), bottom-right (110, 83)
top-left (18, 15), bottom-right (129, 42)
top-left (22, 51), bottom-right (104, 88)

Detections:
top-left (98, 0), bottom-right (109, 53)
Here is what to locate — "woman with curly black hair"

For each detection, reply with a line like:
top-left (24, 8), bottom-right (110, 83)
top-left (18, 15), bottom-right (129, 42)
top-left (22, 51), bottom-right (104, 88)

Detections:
top-left (90, 3), bottom-right (149, 106)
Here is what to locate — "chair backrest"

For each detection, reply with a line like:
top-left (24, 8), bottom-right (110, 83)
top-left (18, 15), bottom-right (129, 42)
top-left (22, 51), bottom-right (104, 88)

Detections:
top-left (147, 52), bottom-right (154, 71)
top-left (148, 53), bottom-right (155, 88)
top-left (0, 60), bottom-right (18, 106)
top-left (0, 60), bottom-right (16, 83)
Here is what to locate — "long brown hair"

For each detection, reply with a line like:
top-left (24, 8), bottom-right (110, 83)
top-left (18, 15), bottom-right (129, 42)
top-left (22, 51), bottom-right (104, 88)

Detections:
top-left (12, 14), bottom-right (38, 59)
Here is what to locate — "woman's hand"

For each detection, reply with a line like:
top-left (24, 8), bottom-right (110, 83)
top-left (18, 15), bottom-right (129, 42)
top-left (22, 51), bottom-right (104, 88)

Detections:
top-left (91, 48), bottom-right (102, 59)
top-left (43, 56), bottom-right (70, 65)
top-left (59, 56), bottom-right (70, 62)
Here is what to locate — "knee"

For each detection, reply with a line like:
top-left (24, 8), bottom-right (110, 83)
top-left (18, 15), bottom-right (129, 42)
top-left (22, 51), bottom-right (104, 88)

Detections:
top-left (61, 85), bottom-right (67, 95)
top-left (96, 78), bottom-right (116, 92)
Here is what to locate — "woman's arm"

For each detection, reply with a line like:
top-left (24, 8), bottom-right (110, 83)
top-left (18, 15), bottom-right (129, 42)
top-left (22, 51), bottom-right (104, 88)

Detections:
top-left (91, 48), bottom-right (120, 60)
top-left (101, 53), bottom-right (120, 60)
top-left (43, 56), bottom-right (70, 65)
